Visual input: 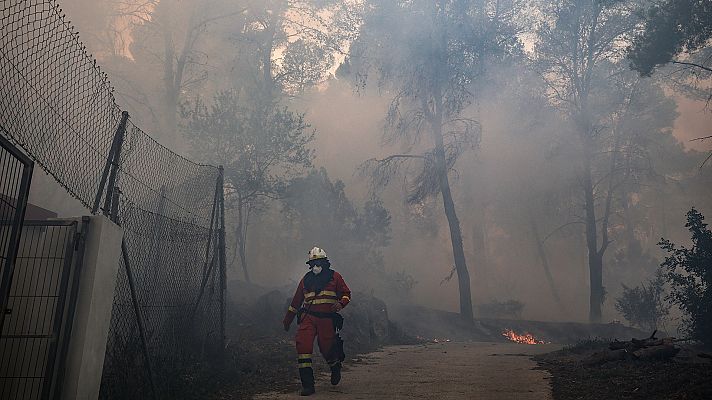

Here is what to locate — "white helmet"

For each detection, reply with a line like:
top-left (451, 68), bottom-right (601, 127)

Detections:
top-left (307, 246), bottom-right (327, 263)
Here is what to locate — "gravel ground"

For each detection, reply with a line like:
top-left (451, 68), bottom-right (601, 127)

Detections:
top-left (255, 341), bottom-right (560, 399)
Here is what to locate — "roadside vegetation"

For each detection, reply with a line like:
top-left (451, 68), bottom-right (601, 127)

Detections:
top-left (539, 207), bottom-right (712, 399)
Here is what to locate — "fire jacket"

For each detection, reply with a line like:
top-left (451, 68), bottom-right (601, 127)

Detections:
top-left (284, 270), bottom-right (351, 326)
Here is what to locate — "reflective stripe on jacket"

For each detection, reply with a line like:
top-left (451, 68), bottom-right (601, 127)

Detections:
top-left (284, 270), bottom-right (351, 324)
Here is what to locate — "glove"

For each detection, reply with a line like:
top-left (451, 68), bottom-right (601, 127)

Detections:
top-left (283, 321), bottom-right (291, 332)
top-left (331, 302), bottom-right (343, 312)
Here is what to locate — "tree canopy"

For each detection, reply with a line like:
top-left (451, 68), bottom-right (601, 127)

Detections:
top-left (629, 0), bottom-right (712, 76)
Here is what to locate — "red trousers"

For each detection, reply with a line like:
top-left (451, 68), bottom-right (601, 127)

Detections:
top-left (295, 314), bottom-right (338, 367)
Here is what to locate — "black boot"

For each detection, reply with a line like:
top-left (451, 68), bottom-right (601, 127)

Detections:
top-left (330, 362), bottom-right (342, 385)
top-left (299, 367), bottom-right (315, 396)
top-left (300, 386), bottom-right (316, 396)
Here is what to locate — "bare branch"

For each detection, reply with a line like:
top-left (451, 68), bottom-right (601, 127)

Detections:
top-left (543, 221), bottom-right (586, 243)
top-left (671, 61), bottom-right (712, 74)
top-left (358, 153), bottom-right (432, 198)
top-left (700, 151), bottom-right (712, 169)
top-left (375, 154), bottom-right (427, 162)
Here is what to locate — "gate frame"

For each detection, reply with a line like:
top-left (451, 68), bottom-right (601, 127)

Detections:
top-left (0, 133), bottom-right (34, 334)
top-left (0, 219), bottom-right (86, 400)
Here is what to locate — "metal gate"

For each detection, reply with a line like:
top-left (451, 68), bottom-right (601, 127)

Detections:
top-left (0, 133), bottom-right (33, 333)
top-left (0, 220), bottom-right (86, 400)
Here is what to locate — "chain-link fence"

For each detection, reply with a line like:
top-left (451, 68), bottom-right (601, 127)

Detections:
top-left (0, 1), bottom-right (226, 398)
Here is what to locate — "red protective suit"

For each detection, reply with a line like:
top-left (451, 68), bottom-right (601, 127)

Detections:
top-left (283, 269), bottom-right (351, 369)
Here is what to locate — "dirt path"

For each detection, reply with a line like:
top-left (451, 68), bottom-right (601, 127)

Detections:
top-left (254, 341), bottom-right (561, 399)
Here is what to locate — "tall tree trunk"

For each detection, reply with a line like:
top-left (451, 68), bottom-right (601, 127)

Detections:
top-left (236, 198), bottom-right (251, 283)
top-left (528, 213), bottom-right (565, 313)
top-left (431, 105), bottom-right (473, 322)
top-left (619, 139), bottom-right (637, 255)
top-left (588, 106), bottom-right (626, 322)
top-left (162, 28), bottom-right (178, 139)
top-left (162, 91), bottom-right (179, 140)
top-left (260, 20), bottom-right (277, 100)
top-left (620, 192), bottom-right (638, 252)
top-left (161, 4), bottom-right (198, 142)
top-left (238, 235), bottom-right (249, 283)
top-left (588, 251), bottom-right (604, 322)
top-left (439, 167), bottom-right (473, 322)
top-left (582, 145), bottom-right (603, 322)
top-left (578, 228), bottom-right (587, 289)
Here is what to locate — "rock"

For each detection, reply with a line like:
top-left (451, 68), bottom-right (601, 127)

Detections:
top-left (341, 292), bottom-right (391, 353)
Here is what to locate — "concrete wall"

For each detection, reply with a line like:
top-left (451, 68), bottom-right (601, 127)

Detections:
top-left (61, 215), bottom-right (122, 400)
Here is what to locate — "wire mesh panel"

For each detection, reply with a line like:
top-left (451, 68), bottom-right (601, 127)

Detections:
top-left (0, 134), bottom-right (34, 336)
top-left (0, 2), bottom-right (226, 399)
top-left (0, 0), bottom-right (120, 207)
top-left (100, 200), bottom-right (224, 399)
top-left (0, 221), bottom-right (80, 400)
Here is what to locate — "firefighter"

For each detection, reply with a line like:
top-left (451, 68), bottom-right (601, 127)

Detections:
top-left (282, 247), bottom-right (351, 396)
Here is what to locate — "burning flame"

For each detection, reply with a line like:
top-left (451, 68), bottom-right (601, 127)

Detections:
top-left (502, 329), bottom-right (545, 345)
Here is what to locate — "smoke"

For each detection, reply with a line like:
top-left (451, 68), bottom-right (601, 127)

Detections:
top-left (282, 60), bottom-right (712, 322)
top-left (674, 95), bottom-right (712, 151)
top-left (24, 0), bottom-right (712, 325)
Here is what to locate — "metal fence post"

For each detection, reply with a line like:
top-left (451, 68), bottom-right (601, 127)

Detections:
top-left (202, 182), bottom-right (219, 283)
top-left (95, 109), bottom-right (157, 399)
top-left (92, 111), bottom-right (128, 215)
top-left (109, 189), bottom-right (120, 224)
top-left (191, 177), bottom-right (220, 320)
top-left (121, 239), bottom-right (158, 400)
top-left (104, 112), bottom-right (128, 217)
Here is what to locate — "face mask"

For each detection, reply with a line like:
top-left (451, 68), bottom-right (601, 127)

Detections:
top-left (311, 266), bottom-right (322, 275)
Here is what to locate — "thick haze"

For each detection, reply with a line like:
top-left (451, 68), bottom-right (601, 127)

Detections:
top-left (31, 0), bottom-right (712, 325)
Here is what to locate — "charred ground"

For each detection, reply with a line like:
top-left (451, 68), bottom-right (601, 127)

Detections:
top-left (536, 339), bottom-right (712, 400)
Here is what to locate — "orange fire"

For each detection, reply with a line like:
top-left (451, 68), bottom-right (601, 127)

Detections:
top-left (502, 329), bottom-right (545, 345)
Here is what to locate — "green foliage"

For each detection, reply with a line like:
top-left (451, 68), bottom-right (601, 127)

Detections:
top-left (185, 89), bottom-right (314, 280)
top-left (235, 0), bottom-right (358, 96)
top-left (532, 0), bottom-right (679, 322)
top-left (534, 0), bottom-right (642, 116)
top-left (280, 39), bottom-right (335, 94)
top-left (282, 168), bottom-right (362, 247)
top-left (348, 0), bottom-right (519, 201)
top-left (614, 272), bottom-right (669, 332)
top-left (282, 168), bottom-right (416, 299)
top-left (282, 168), bottom-right (392, 250)
top-left (344, 0), bottom-right (521, 320)
top-left (659, 208), bottom-right (712, 346)
top-left (629, 0), bottom-right (712, 76)
top-left (185, 90), bottom-right (314, 199)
